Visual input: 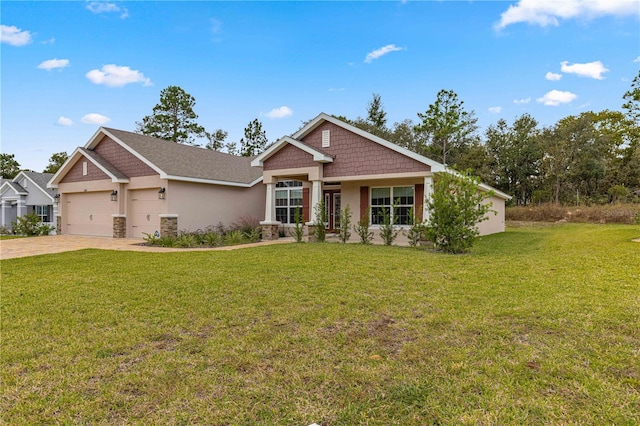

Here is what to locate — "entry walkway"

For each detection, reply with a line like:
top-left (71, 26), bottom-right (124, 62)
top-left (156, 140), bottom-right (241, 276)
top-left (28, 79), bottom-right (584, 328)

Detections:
top-left (0, 235), bottom-right (295, 260)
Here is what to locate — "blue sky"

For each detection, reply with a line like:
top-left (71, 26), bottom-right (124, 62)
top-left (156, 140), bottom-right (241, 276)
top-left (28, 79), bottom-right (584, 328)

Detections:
top-left (2, 0), bottom-right (639, 172)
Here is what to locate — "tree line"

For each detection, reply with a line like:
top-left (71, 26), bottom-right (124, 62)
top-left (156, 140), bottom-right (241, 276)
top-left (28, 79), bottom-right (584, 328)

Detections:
top-left (3, 71), bottom-right (638, 207)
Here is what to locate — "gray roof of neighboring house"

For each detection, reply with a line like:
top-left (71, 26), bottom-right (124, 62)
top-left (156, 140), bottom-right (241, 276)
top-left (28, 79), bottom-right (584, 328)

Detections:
top-left (3, 181), bottom-right (27, 194)
top-left (21, 171), bottom-right (57, 197)
top-left (102, 128), bottom-right (262, 184)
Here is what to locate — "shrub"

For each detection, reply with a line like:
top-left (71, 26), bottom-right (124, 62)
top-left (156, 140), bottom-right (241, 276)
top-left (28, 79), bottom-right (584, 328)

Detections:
top-left (243, 227), bottom-right (261, 243)
top-left (224, 230), bottom-right (245, 246)
top-left (231, 216), bottom-right (261, 235)
top-left (12, 213), bottom-right (54, 236)
top-left (405, 207), bottom-right (424, 247)
top-left (175, 233), bottom-right (198, 248)
top-left (338, 205), bottom-right (352, 243)
top-left (203, 232), bottom-right (221, 247)
top-left (378, 205), bottom-right (399, 246)
top-left (424, 171), bottom-right (494, 254)
top-left (291, 206), bottom-right (305, 243)
top-left (312, 199), bottom-right (327, 243)
top-left (353, 207), bottom-right (374, 244)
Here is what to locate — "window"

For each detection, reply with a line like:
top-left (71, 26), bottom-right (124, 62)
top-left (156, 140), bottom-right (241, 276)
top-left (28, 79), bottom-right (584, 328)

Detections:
top-left (35, 205), bottom-right (49, 222)
top-left (371, 186), bottom-right (414, 225)
top-left (275, 180), bottom-right (303, 224)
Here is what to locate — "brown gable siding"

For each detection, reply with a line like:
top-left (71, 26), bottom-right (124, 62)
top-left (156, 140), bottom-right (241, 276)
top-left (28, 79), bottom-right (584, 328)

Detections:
top-left (60, 159), bottom-right (109, 183)
top-left (263, 143), bottom-right (316, 171)
top-left (94, 136), bottom-right (157, 177)
top-left (301, 122), bottom-right (430, 178)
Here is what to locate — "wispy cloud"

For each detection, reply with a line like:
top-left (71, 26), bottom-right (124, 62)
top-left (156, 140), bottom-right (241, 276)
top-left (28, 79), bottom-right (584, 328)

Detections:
top-left (57, 116), bottom-right (74, 126)
top-left (633, 56), bottom-right (640, 63)
top-left (488, 106), bottom-right (502, 113)
top-left (545, 72), bottom-right (562, 81)
top-left (38, 58), bottom-right (70, 71)
top-left (265, 106), bottom-right (293, 119)
top-left (560, 60), bottom-right (609, 80)
top-left (86, 1), bottom-right (129, 19)
top-left (495, 0), bottom-right (639, 30)
top-left (537, 90), bottom-right (577, 106)
top-left (1, 25), bottom-right (32, 46)
top-left (364, 44), bottom-right (404, 63)
top-left (81, 113), bottom-right (111, 125)
top-left (86, 64), bottom-right (152, 87)
top-left (513, 97), bottom-right (531, 104)
top-left (329, 87), bottom-right (345, 92)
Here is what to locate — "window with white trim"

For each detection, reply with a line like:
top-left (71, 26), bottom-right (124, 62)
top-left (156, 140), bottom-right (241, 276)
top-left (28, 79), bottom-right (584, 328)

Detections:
top-left (35, 205), bottom-right (49, 222)
top-left (371, 186), bottom-right (414, 225)
top-left (275, 180), bottom-right (303, 224)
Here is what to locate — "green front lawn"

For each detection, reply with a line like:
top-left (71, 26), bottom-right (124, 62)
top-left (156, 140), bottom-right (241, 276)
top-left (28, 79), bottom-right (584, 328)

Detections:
top-left (2, 224), bottom-right (639, 424)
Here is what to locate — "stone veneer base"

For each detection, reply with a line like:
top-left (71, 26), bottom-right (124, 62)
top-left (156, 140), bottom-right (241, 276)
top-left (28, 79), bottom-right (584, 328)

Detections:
top-left (261, 224), bottom-right (280, 240)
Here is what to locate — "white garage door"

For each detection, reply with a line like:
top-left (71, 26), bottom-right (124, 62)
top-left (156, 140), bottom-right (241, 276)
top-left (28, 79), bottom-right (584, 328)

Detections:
top-left (129, 189), bottom-right (162, 238)
top-left (65, 192), bottom-right (114, 237)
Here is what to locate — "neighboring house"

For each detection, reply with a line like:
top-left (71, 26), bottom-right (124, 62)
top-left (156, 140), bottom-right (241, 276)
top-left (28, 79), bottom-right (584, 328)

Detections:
top-left (1, 171), bottom-right (58, 232)
top-left (48, 128), bottom-right (264, 238)
top-left (251, 113), bottom-right (511, 241)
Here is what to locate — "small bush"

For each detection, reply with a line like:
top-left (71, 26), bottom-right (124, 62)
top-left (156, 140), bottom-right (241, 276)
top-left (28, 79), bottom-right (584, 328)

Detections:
top-left (338, 205), bottom-right (352, 243)
top-left (291, 206), bottom-right (305, 243)
top-left (378, 205), bottom-right (399, 246)
top-left (224, 230), bottom-right (245, 246)
top-left (12, 213), bottom-right (54, 236)
top-left (405, 207), bottom-right (424, 248)
top-left (312, 199), bottom-right (327, 243)
top-left (353, 208), bottom-right (374, 244)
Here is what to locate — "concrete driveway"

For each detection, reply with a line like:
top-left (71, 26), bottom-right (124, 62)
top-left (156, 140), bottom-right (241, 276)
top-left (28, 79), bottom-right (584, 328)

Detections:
top-left (0, 235), bottom-right (294, 260)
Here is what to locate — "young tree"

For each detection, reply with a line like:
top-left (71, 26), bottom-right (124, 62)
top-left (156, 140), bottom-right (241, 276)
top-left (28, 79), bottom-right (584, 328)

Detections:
top-left (224, 141), bottom-right (238, 155)
top-left (366, 93), bottom-right (387, 131)
top-left (239, 119), bottom-right (268, 156)
top-left (424, 171), bottom-right (494, 254)
top-left (204, 129), bottom-right (228, 151)
top-left (43, 151), bottom-right (68, 174)
top-left (622, 69), bottom-right (640, 124)
top-left (416, 89), bottom-right (479, 167)
top-left (0, 153), bottom-right (21, 179)
top-left (136, 85), bottom-right (206, 144)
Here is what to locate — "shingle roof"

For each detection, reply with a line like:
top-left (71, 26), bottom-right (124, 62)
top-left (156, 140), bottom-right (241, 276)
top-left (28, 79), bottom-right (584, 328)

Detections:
top-left (101, 128), bottom-right (262, 185)
top-left (22, 171), bottom-right (58, 197)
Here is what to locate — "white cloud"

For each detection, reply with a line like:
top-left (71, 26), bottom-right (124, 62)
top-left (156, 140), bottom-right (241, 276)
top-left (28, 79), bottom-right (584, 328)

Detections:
top-left (364, 44), bottom-right (404, 63)
top-left (81, 113), bottom-right (111, 124)
top-left (537, 90), bottom-right (577, 106)
top-left (86, 64), bottom-right (152, 87)
top-left (1, 25), bottom-right (32, 46)
top-left (57, 116), bottom-right (74, 126)
top-left (38, 58), bottom-right (70, 71)
top-left (86, 2), bottom-right (129, 18)
top-left (633, 56), bottom-right (640, 63)
top-left (488, 106), bottom-right (503, 113)
top-left (545, 72), bottom-right (562, 81)
top-left (329, 87), bottom-right (345, 92)
top-left (265, 106), bottom-right (293, 119)
top-left (560, 60), bottom-right (609, 79)
top-left (495, 0), bottom-right (640, 30)
top-left (514, 97), bottom-right (531, 104)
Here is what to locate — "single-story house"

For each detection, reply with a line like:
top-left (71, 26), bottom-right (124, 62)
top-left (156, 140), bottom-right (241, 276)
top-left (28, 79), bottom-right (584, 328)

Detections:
top-left (48, 128), bottom-right (264, 238)
top-left (1, 171), bottom-right (58, 232)
top-left (251, 113), bottom-right (511, 241)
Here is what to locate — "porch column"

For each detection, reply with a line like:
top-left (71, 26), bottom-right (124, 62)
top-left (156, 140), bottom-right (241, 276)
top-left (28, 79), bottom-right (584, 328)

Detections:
top-left (264, 182), bottom-right (276, 223)
top-left (309, 180), bottom-right (322, 222)
top-left (423, 176), bottom-right (433, 224)
top-left (16, 199), bottom-right (27, 219)
top-left (1, 200), bottom-right (9, 227)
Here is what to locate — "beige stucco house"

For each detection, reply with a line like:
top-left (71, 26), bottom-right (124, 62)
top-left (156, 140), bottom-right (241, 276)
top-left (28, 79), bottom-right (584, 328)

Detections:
top-left (251, 113), bottom-right (510, 241)
top-left (48, 128), bottom-right (264, 238)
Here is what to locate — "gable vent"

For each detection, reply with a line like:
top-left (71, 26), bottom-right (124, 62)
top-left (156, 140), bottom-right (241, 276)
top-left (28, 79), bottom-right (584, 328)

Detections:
top-left (322, 130), bottom-right (330, 148)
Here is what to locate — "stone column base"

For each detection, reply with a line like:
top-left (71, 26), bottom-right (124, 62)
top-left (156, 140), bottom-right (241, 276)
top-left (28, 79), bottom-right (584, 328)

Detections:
top-left (261, 224), bottom-right (280, 240)
top-left (112, 215), bottom-right (126, 238)
top-left (160, 215), bottom-right (179, 238)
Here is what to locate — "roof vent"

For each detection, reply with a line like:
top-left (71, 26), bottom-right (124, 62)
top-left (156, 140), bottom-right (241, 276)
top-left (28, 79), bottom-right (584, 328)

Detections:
top-left (322, 130), bottom-right (330, 148)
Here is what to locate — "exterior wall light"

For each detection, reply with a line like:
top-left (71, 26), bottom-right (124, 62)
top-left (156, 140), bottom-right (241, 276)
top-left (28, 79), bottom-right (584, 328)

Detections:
top-left (158, 187), bottom-right (166, 200)
top-left (54, 194), bottom-right (60, 204)
top-left (110, 190), bottom-right (118, 202)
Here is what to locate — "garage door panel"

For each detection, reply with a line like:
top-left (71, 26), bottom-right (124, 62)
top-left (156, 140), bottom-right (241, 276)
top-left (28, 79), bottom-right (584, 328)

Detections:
top-left (129, 189), bottom-right (162, 238)
top-left (65, 192), bottom-right (113, 237)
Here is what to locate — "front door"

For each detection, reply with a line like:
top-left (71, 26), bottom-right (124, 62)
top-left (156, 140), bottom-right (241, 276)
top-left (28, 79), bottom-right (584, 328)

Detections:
top-left (323, 191), bottom-right (341, 231)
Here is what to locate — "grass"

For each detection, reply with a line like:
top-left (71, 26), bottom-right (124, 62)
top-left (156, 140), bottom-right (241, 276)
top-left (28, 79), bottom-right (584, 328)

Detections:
top-left (0, 235), bottom-right (24, 240)
top-left (2, 223), bottom-right (639, 424)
